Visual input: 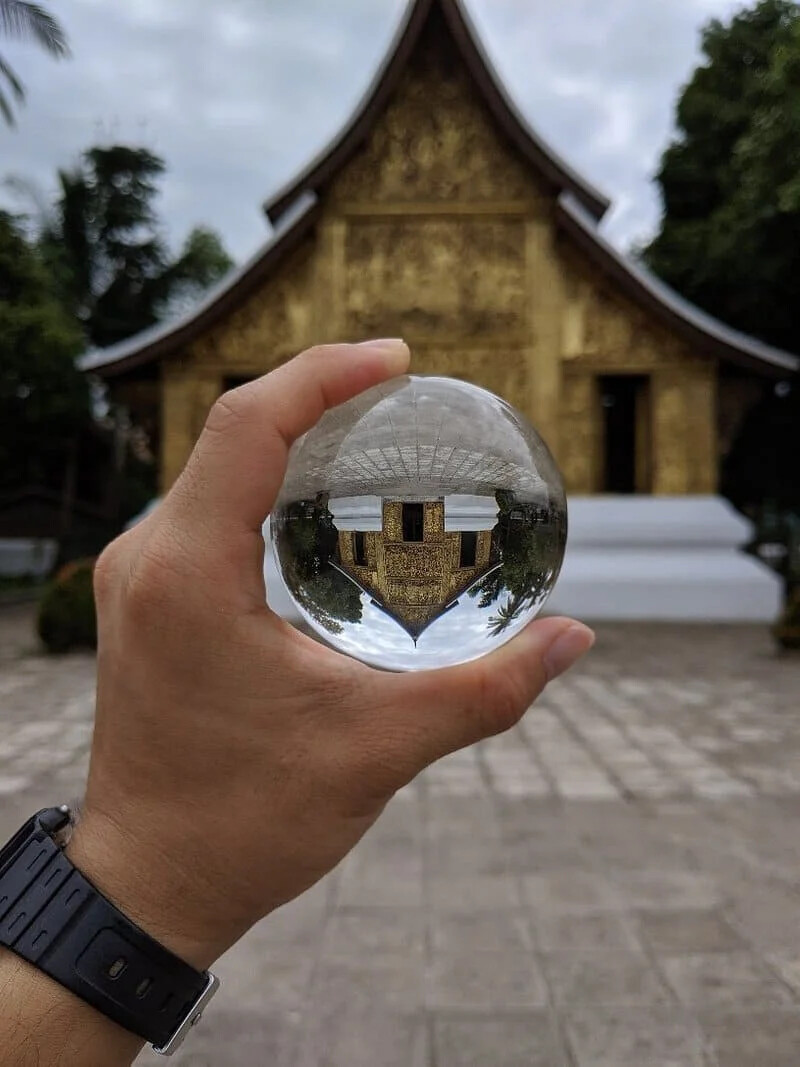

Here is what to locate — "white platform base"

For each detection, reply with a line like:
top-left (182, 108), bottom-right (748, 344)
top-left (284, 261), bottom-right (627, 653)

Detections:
top-left (134, 501), bottom-right (781, 626)
top-left (549, 496), bottom-right (781, 623)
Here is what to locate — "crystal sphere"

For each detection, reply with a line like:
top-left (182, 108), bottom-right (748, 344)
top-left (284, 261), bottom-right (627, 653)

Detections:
top-left (270, 375), bottom-right (567, 671)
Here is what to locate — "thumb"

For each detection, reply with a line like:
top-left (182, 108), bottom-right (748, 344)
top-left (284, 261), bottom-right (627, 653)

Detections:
top-left (379, 617), bottom-right (595, 771)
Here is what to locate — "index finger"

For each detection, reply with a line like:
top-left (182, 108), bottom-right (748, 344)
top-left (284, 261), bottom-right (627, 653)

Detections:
top-left (168, 340), bottom-right (410, 533)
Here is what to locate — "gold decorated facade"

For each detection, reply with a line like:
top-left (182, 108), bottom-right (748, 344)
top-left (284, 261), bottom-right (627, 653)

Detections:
top-left (336, 499), bottom-right (493, 638)
top-left (84, 0), bottom-right (798, 492)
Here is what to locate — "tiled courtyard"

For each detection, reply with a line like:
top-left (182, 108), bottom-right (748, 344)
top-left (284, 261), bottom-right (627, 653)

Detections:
top-left (2, 602), bottom-right (800, 1065)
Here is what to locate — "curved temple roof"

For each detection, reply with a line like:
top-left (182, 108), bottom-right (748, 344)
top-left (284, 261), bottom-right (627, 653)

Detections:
top-left (80, 0), bottom-right (799, 379)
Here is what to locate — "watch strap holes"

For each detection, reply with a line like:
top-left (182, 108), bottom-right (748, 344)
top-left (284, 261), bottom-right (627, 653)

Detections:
top-left (107, 956), bottom-right (127, 979)
top-left (135, 977), bottom-right (153, 999)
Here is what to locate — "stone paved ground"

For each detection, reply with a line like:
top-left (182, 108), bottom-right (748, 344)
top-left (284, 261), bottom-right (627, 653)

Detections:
top-left (2, 603), bottom-right (800, 1065)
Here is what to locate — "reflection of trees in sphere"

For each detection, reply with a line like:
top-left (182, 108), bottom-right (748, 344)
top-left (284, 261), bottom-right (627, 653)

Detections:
top-left (271, 376), bottom-right (567, 671)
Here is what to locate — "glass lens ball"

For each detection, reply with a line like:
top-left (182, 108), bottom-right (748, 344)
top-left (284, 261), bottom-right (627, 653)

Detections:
top-left (270, 375), bottom-right (567, 671)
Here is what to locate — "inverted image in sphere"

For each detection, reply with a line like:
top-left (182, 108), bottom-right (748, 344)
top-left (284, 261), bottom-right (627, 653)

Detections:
top-left (270, 375), bottom-right (567, 671)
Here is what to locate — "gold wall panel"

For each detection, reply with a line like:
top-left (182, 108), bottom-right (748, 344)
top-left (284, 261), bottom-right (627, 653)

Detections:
top-left (344, 217), bottom-right (526, 339)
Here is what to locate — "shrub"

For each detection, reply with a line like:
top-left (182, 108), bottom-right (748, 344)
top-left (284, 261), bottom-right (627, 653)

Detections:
top-left (775, 585), bottom-right (800, 651)
top-left (37, 558), bottom-right (97, 654)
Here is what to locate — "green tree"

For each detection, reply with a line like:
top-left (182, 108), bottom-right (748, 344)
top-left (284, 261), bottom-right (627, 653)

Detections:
top-left (471, 490), bottom-right (566, 634)
top-left (644, 0), bottom-right (800, 352)
top-left (0, 210), bottom-right (87, 489)
top-left (275, 500), bottom-right (363, 635)
top-left (0, 0), bottom-right (68, 125)
top-left (39, 145), bottom-right (234, 347)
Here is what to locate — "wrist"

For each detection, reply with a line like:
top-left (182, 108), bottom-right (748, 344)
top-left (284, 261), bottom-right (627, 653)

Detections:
top-left (0, 946), bottom-right (144, 1066)
top-left (64, 807), bottom-right (232, 971)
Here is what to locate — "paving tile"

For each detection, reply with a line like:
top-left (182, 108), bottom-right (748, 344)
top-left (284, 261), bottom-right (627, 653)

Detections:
top-left (427, 949), bottom-right (547, 1009)
top-left (767, 951), bottom-right (800, 996)
top-left (521, 872), bottom-right (622, 913)
top-left (543, 949), bottom-right (673, 1007)
top-left (311, 953), bottom-right (424, 1013)
top-left (429, 911), bottom-right (532, 953)
top-left (564, 1006), bottom-right (707, 1067)
top-left (533, 911), bottom-right (640, 951)
top-left (612, 870), bottom-right (721, 910)
top-left (322, 909), bottom-right (424, 956)
top-left (637, 909), bottom-right (744, 954)
top-left (429, 875), bottom-right (520, 912)
top-left (661, 951), bottom-right (795, 1008)
top-left (295, 1009), bottom-right (428, 1067)
top-left (337, 868), bottom-right (424, 908)
top-left (699, 1009), bottom-right (800, 1067)
top-left (210, 943), bottom-right (315, 1011)
top-left (433, 1011), bottom-right (568, 1067)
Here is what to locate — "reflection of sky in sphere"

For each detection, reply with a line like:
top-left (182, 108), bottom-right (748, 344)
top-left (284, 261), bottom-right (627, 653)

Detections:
top-left (289, 573), bottom-right (548, 671)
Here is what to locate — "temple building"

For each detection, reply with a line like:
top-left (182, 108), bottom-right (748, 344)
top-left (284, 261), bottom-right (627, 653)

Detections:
top-left (81, 0), bottom-right (796, 620)
top-left (330, 495), bottom-right (497, 640)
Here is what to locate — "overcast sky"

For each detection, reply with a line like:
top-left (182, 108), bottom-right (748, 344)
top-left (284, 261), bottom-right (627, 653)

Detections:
top-left (1, 0), bottom-right (744, 262)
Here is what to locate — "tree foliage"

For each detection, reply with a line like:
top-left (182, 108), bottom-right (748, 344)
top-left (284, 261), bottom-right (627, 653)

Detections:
top-left (644, 0), bottom-right (800, 353)
top-left (275, 501), bottom-right (363, 635)
top-left (39, 146), bottom-right (234, 347)
top-left (0, 0), bottom-right (68, 125)
top-left (0, 209), bottom-right (87, 488)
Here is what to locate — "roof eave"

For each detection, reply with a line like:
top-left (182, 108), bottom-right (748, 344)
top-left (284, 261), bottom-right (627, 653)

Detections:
top-left (80, 192), bottom-right (322, 379)
top-left (557, 192), bottom-right (800, 378)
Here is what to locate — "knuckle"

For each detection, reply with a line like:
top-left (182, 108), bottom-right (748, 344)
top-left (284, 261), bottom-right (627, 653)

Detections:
top-left (123, 536), bottom-right (178, 618)
top-left (93, 542), bottom-right (122, 603)
top-left (204, 387), bottom-right (256, 438)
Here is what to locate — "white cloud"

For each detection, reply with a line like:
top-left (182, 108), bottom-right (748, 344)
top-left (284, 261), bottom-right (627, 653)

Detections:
top-left (0, 0), bottom-right (746, 260)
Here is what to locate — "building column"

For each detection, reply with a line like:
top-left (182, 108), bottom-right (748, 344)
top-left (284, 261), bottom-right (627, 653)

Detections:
top-left (560, 371), bottom-right (601, 494)
top-left (160, 365), bottom-right (221, 492)
top-left (652, 365), bottom-right (716, 495)
top-left (525, 219), bottom-right (563, 459)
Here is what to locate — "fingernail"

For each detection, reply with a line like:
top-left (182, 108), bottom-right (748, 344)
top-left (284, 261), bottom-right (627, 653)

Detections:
top-left (543, 623), bottom-right (595, 681)
top-left (357, 338), bottom-right (410, 373)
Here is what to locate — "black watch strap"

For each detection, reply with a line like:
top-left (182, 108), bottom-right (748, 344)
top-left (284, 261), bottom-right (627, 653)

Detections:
top-left (0, 808), bottom-right (218, 1055)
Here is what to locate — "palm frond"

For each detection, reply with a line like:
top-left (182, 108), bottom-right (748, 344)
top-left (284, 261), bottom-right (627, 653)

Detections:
top-left (0, 1), bottom-right (69, 57)
top-left (0, 52), bottom-right (24, 124)
top-left (0, 83), bottom-right (15, 125)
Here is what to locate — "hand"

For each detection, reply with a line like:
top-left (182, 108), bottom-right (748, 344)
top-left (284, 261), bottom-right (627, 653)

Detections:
top-left (67, 339), bottom-right (594, 970)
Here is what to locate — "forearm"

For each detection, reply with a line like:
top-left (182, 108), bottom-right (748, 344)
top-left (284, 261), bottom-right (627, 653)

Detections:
top-left (0, 948), bottom-right (143, 1067)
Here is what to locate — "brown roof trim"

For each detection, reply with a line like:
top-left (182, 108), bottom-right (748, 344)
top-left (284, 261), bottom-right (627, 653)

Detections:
top-left (557, 192), bottom-right (800, 377)
top-left (79, 192), bottom-right (321, 378)
top-left (264, 0), bottom-right (609, 226)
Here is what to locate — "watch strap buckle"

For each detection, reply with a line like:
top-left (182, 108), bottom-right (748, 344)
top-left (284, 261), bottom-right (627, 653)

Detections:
top-left (152, 970), bottom-right (220, 1056)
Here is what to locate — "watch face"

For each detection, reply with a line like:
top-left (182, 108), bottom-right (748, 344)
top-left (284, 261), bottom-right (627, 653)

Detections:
top-left (0, 814), bottom-right (41, 873)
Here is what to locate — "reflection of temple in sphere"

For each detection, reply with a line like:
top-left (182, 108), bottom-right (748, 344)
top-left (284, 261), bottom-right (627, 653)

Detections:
top-left (330, 496), bottom-right (499, 640)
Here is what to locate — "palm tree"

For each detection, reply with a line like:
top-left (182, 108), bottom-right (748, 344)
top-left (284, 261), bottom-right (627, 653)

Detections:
top-left (1, 0), bottom-right (69, 125)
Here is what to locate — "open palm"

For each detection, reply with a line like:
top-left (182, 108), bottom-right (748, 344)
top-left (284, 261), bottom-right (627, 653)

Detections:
top-left (0, 0), bottom-right (68, 125)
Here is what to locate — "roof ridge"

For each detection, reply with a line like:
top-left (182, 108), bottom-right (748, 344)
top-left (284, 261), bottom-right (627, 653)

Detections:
top-left (264, 0), bottom-right (610, 225)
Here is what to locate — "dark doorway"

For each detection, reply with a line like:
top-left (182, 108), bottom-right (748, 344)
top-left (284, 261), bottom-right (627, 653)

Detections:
top-left (352, 531), bottom-right (366, 566)
top-left (402, 502), bottom-right (424, 541)
top-left (459, 531), bottom-right (478, 568)
top-left (600, 375), bottom-right (651, 494)
top-left (223, 376), bottom-right (252, 392)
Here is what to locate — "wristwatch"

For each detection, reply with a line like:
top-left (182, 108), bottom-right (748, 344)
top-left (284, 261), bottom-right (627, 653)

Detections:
top-left (0, 805), bottom-right (219, 1056)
